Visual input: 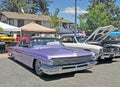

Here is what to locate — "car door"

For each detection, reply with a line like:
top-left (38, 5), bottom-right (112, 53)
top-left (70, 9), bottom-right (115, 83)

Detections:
top-left (18, 39), bottom-right (34, 67)
top-left (14, 39), bottom-right (31, 65)
top-left (14, 39), bottom-right (26, 62)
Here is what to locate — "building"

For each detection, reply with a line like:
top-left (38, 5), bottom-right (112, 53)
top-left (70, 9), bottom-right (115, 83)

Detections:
top-left (0, 11), bottom-right (74, 34)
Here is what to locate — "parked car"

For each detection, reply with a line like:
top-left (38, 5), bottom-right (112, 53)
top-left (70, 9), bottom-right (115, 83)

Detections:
top-left (8, 37), bottom-right (97, 76)
top-left (61, 34), bottom-right (103, 60)
top-left (61, 25), bottom-right (117, 61)
top-left (0, 34), bottom-right (14, 44)
top-left (0, 34), bottom-right (15, 52)
top-left (85, 25), bottom-right (118, 61)
top-left (100, 31), bottom-right (120, 57)
top-left (14, 35), bottom-right (30, 44)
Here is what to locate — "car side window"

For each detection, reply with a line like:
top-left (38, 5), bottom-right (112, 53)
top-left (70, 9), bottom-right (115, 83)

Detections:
top-left (19, 39), bottom-right (30, 47)
top-left (62, 37), bottom-right (75, 43)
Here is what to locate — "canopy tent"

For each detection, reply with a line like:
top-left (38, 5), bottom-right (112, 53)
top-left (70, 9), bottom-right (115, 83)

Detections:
top-left (0, 22), bottom-right (21, 31)
top-left (21, 22), bottom-right (56, 33)
top-left (109, 31), bottom-right (120, 36)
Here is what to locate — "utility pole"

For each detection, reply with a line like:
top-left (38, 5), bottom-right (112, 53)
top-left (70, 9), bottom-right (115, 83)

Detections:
top-left (75, 0), bottom-right (77, 34)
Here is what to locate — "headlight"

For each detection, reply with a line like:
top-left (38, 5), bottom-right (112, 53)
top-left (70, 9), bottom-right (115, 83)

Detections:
top-left (91, 52), bottom-right (95, 56)
top-left (46, 59), bottom-right (54, 66)
top-left (91, 52), bottom-right (97, 61)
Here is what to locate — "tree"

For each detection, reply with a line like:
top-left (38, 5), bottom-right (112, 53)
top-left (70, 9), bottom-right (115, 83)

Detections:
top-left (0, 0), bottom-right (53, 14)
top-left (88, 0), bottom-right (120, 29)
top-left (30, 0), bottom-right (53, 15)
top-left (1, 0), bottom-right (35, 13)
top-left (78, 14), bottom-right (90, 32)
top-left (50, 8), bottom-right (62, 35)
top-left (88, 3), bottom-right (110, 30)
top-left (79, 0), bottom-right (120, 33)
top-left (0, 5), bottom-right (3, 12)
top-left (79, 3), bottom-right (110, 33)
top-left (0, 27), bottom-right (3, 32)
top-left (1, 0), bottom-right (17, 12)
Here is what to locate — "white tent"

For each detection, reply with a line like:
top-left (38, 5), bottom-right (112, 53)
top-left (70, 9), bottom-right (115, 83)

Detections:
top-left (0, 22), bottom-right (21, 31)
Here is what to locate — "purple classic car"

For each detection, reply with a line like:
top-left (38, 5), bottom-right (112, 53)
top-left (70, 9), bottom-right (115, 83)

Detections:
top-left (8, 37), bottom-right (97, 76)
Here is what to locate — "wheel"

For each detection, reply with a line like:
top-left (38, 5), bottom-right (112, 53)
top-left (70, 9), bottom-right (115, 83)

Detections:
top-left (105, 58), bottom-right (113, 61)
top-left (104, 54), bottom-right (114, 62)
top-left (97, 56), bottom-right (102, 63)
top-left (34, 60), bottom-right (44, 76)
top-left (8, 53), bottom-right (15, 60)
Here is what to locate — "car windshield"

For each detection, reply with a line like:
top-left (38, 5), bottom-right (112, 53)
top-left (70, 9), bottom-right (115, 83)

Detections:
top-left (18, 38), bottom-right (63, 47)
top-left (30, 38), bottom-right (62, 46)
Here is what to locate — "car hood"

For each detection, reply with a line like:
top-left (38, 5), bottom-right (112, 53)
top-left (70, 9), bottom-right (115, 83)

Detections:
top-left (32, 45), bottom-right (94, 59)
top-left (84, 25), bottom-right (117, 43)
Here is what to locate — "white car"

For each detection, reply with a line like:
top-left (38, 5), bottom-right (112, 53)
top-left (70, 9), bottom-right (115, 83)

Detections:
top-left (61, 25), bottom-right (117, 61)
top-left (61, 34), bottom-right (103, 59)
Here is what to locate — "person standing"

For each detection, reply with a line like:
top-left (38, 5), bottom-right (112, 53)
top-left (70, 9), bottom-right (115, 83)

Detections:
top-left (0, 40), bottom-right (6, 53)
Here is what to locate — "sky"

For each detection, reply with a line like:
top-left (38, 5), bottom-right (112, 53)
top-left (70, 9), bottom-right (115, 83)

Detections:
top-left (49, 0), bottom-right (120, 23)
top-left (0, 0), bottom-right (119, 23)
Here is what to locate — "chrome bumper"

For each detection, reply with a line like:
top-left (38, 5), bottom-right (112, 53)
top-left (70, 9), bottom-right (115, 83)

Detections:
top-left (102, 52), bottom-right (115, 58)
top-left (102, 51), bottom-right (120, 58)
top-left (41, 61), bottom-right (97, 75)
top-left (95, 54), bottom-right (102, 59)
top-left (113, 53), bottom-right (120, 57)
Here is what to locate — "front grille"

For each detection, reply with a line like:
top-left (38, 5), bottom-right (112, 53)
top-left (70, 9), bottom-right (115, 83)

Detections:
top-left (52, 55), bottom-right (93, 66)
top-left (103, 47), bottom-right (119, 53)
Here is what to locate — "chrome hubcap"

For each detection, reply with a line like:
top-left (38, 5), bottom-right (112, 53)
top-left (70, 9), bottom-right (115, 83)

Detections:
top-left (35, 60), bottom-right (42, 75)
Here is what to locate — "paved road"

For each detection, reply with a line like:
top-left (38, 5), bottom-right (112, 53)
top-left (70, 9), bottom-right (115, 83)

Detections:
top-left (0, 55), bottom-right (120, 87)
